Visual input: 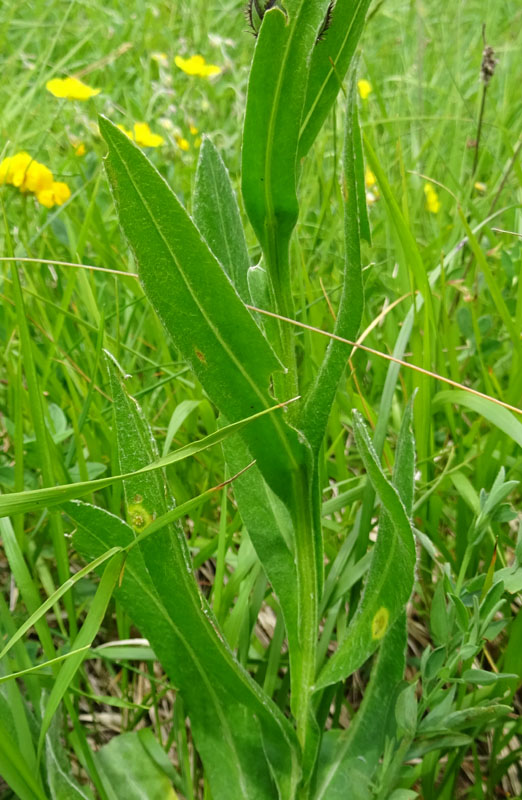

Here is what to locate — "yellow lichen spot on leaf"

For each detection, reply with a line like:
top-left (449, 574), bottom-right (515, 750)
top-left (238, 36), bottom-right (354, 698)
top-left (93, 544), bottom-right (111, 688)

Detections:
top-left (371, 606), bottom-right (389, 640)
top-left (127, 503), bottom-right (154, 532)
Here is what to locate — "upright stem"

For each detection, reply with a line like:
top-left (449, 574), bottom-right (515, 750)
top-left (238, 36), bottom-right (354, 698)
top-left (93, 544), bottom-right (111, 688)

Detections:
top-left (264, 226), bottom-right (319, 791)
top-left (264, 224), bottom-right (299, 405)
top-left (292, 467), bottom-right (319, 752)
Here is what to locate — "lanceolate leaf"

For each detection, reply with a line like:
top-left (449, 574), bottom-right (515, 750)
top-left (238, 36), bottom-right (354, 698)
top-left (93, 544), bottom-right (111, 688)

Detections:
top-left (298, 0), bottom-right (372, 158)
top-left (316, 406), bottom-right (416, 689)
top-left (99, 115), bottom-right (306, 509)
top-left (313, 615), bottom-right (407, 798)
top-left (242, 0), bottom-right (333, 256)
top-left (99, 359), bottom-right (300, 799)
top-left (193, 137), bottom-right (251, 304)
top-left (313, 399), bottom-right (414, 792)
top-left (301, 80), bottom-right (364, 453)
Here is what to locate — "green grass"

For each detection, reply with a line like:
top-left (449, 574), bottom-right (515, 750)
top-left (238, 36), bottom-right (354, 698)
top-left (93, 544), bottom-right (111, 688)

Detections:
top-left (1, 0), bottom-right (521, 798)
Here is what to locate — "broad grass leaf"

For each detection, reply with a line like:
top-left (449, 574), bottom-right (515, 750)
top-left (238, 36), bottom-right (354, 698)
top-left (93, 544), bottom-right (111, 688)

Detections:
top-left (94, 731), bottom-right (177, 800)
top-left (99, 115), bottom-right (306, 509)
top-left (433, 389), bottom-right (522, 448)
top-left (194, 138), bottom-right (250, 303)
top-left (242, 0), bottom-right (333, 255)
top-left (316, 404), bottom-right (416, 689)
top-left (298, 0), bottom-right (372, 158)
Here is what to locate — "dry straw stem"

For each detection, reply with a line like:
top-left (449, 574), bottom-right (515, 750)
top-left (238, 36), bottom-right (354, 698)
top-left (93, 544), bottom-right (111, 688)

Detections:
top-left (246, 305), bottom-right (522, 418)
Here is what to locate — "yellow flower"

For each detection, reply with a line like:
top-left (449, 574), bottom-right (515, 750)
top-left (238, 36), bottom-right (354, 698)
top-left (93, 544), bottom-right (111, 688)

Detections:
top-left (116, 124), bottom-right (134, 139)
top-left (174, 54), bottom-right (221, 78)
top-left (74, 142), bottom-right (86, 157)
top-left (175, 135), bottom-right (190, 152)
top-left (357, 79), bottom-right (372, 100)
top-left (133, 122), bottom-right (164, 147)
top-left (189, 124), bottom-right (198, 136)
top-left (117, 123), bottom-right (164, 147)
top-left (0, 152), bottom-right (53, 194)
top-left (0, 152), bottom-right (70, 208)
top-left (474, 181), bottom-right (487, 194)
top-left (365, 168), bottom-right (377, 188)
top-left (36, 181), bottom-right (71, 208)
top-left (46, 77), bottom-right (101, 100)
top-left (424, 183), bottom-right (441, 214)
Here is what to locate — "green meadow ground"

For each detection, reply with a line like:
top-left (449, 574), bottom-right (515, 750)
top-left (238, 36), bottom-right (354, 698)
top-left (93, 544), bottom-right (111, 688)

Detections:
top-left (1, 0), bottom-right (522, 798)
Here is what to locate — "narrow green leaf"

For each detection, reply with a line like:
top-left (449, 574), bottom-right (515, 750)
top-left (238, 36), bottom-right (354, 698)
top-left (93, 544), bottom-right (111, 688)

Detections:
top-left (37, 553), bottom-right (125, 760)
top-left (194, 137), bottom-right (250, 303)
top-left (433, 389), bottom-right (522, 448)
top-left (301, 80), bottom-right (364, 452)
top-left (222, 431), bottom-right (299, 659)
top-left (313, 614), bottom-right (407, 799)
top-left (459, 209), bottom-right (520, 348)
top-left (0, 548), bottom-right (120, 662)
top-left (363, 135), bottom-right (433, 314)
top-left (315, 407), bottom-right (416, 689)
top-left (298, 0), bottom-right (372, 158)
top-left (0, 692), bottom-right (47, 800)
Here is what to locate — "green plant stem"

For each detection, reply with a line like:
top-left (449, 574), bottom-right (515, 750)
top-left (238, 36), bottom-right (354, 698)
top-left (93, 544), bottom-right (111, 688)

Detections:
top-left (265, 232), bottom-right (299, 405)
top-left (291, 466), bottom-right (319, 788)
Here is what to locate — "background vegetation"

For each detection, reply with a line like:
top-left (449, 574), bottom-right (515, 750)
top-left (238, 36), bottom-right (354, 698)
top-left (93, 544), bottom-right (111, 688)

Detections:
top-left (1, 0), bottom-right (521, 797)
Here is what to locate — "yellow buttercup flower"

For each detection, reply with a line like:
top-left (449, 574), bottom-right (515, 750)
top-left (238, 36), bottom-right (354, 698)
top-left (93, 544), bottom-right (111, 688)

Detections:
top-left (357, 79), bottom-right (372, 100)
top-left (364, 167), bottom-right (379, 205)
top-left (175, 135), bottom-right (190, 152)
top-left (189, 124), bottom-right (199, 136)
top-left (117, 123), bottom-right (164, 148)
top-left (424, 183), bottom-right (441, 214)
top-left (0, 152), bottom-right (70, 208)
top-left (74, 143), bottom-right (86, 157)
top-left (116, 124), bottom-right (134, 139)
top-left (365, 168), bottom-right (377, 188)
top-left (174, 55), bottom-right (221, 78)
top-left (133, 123), bottom-right (164, 147)
top-left (46, 77), bottom-right (101, 100)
